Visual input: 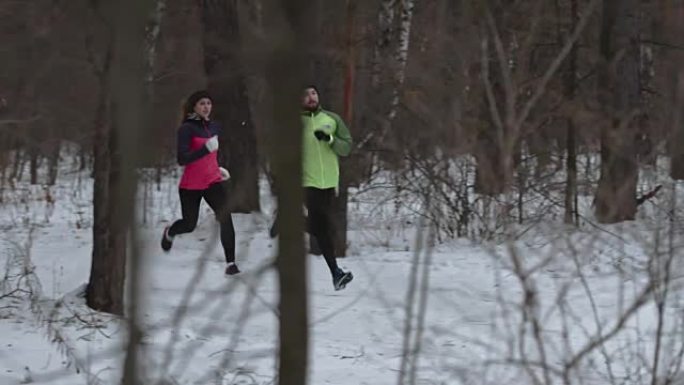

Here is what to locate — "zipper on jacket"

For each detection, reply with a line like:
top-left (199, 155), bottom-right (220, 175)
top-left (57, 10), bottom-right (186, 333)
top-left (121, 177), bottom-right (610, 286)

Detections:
top-left (202, 120), bottom-right (211, 137)
top-left (202, 120), bottom-right (215, 180)
top-left (313, 113), bottom-right (325, 186)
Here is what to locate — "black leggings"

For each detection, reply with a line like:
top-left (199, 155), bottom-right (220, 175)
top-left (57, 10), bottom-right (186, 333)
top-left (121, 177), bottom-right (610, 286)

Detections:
top-left (168, 182), bottom-right (235, 263)
top-left (305, 187), bottom-right (339, 275)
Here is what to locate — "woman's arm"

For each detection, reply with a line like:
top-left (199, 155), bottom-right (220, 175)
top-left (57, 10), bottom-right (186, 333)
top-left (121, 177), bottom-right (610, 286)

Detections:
top-left (177, 124), bottom-right (210, 166)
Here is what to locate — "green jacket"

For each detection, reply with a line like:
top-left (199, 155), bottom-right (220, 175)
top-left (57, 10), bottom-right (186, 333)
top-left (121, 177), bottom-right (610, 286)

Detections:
top-left (302, 108), bottom-right (352, 189)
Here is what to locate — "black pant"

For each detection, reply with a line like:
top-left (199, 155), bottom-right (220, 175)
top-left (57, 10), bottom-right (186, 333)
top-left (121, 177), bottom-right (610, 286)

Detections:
top-left (168, 182), bottom-right (235, 263)
top-left (305, 187), bottom-right (339, 275)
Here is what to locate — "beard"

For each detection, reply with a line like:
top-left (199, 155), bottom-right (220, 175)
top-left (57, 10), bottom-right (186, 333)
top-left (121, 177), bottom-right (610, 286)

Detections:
top-left (304, 101), bottom-right (319, 111)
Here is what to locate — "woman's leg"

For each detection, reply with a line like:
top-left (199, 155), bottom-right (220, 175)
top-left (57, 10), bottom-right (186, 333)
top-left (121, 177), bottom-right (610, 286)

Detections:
top-left (168, 189), bottom-right (202, 235)
top-left (162, 189), bottom-right (202, 251)
top-left (203, 183), bottom-right (236, 264)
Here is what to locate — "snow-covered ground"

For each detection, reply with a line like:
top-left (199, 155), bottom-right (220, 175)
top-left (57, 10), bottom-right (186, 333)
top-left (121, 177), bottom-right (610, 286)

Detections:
top-left (1, 160), bottom-right (684, 385)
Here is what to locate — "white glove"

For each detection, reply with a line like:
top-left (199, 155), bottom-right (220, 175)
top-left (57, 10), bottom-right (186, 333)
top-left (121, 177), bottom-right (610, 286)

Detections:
top-left (205, 136), bottom-right (219, 152)
top-left (219, 167), bottom-right (231, 181)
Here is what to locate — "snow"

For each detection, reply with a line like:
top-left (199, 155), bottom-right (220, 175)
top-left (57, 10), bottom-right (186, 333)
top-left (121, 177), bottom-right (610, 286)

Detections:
top-left (1, 159), bottom-right (684, 385)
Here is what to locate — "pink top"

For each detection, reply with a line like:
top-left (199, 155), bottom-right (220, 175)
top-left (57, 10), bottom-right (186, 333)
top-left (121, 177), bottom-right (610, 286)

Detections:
top-left (179, 128), bottom-right (222, 190)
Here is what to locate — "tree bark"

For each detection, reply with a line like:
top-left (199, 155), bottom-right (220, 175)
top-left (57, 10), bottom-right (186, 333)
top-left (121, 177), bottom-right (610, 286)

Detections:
top-left (47, 138), bottom-right (60, 186)
top-left (113, 0), bottom-right (154, 382)
top-left (370, 0), bottom-right (397, 89)
top-left (386, 0), bottom-right (415, 123)
top-left (261, 0), bottom-right (317, 382)
top-left (667, 2), bottom-right (684, 179)
top-left (88, 74), bottom-right (126, 315)
top-left (594, 0), bottom-right (640, 223)
top-left (201, 0), bottom-right (260, 213)
top-left (475, 15), bottom-right (510, 197)
top-left (332, 0), bottom-right (357, 258)
top-left (86, 3), bottom-right (126, 316)
top-left (29, 141), bottom-right (38, 185)
top-left (474, 124), bottom-right (507, 196)
top-left (356, 0), bottom-right (397, 155)
top-left (564, 0), bottom-right (579, 225)
top-left (672, 74), bottom-right (684, 180)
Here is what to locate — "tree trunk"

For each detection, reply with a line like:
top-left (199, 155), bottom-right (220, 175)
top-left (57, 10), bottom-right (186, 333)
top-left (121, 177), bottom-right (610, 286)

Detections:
top-left (111, 1), bottom-right (153, 383)
top-left (86, 5), bottom-right (126, 315)
top-left (594, 0), bottom-right (640, 223)
top-left (564, 0), bottom-right (579, 225)
top-left (565, 118), bottom-right (578, 224)
top-left (79, 139), bottom-right (88, 171)
top-left (146, 0), bottom-right (167, 188)
top-left (371, 0), bottom-right (397, 89)
top-left (672, 73), bottom-right (684, 179)
top-left (334, 167), bottom-right (349, 257)
top-left (88, 76), bottom-right (126, 315)
top-left (262, 0), bottom-right (317, 382)
top-left (356, 0), bottom-right (397, 155)
top-left (475, 22), bottom-right (509, 197)
top-left (29, 141), bottom-right (38, 185)
top-left (47, 139), bottom-right (60, 186)
top-left (332, 0), bottom-right (357, 258)
top-left (667, 2), bottom-right (684, 179)
top-left (11, 145), bottom-right (23, 182)
top-left (386, 0), bottom-right (415, 123)
top-left (201, 0), bottom-right (260, 213)
top-left (474, 122), bottom-right (506, 196)
top-left (145, 0), bottom-right (166, 92)
top-left (528, 128), bottom-right (552, 178)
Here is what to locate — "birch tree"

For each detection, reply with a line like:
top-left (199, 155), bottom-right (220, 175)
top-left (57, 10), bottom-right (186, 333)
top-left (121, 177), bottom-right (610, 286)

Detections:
top-left (386, 0), bottom-right (416, 124)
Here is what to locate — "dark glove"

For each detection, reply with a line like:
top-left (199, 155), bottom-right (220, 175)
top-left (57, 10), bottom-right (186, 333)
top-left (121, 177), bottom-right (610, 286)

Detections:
top-left (314, 130), bottom-right (332, 143)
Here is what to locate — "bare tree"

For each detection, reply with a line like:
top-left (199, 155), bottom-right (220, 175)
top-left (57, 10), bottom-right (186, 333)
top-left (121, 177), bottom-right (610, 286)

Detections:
top-left (594, 0), bottom-right (640, 223)
top-left (201, 0), bottom-right (260, 213)
top-left (333, 0), bottom-right (359, 258)
top-left (108, 0), bottom-right (155, 382)
top-left (86, 0), bottom-right (124, 315)
top-left (664, 2), bottom-right (684, 180)
top-left (563, 0), bottom-right (579, 225)
top-left (259, 0), bottom-right (318, 383)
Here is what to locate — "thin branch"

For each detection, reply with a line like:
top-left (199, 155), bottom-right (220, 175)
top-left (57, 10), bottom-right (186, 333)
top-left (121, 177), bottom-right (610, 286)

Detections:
top-left (564, 281), bottom-right (655, 377)
top-left (516, 0), bottom-right (600, 129)
top-left (484, 359), bottom-right (564, 378)
top-left (408, 225), bottom-right (435, 385)
top-left (481, 35), bottom-right (504, 131)
top-left (0, 116), bottom-right (42, 126)
top-left (570, 244), bottom-right (617, 383)
top-left (641, 39), bottom-right (684, 51)
top-left (397, 214), bottom-right (426, 385)
top-left (508, 244), bottom-right (547, 385)
top-left (0, 287), bottom-right (21, 300)
top-left (485, 6), bottom-right (516, 124)
top-left (651, 182), bottom-right (678, 385)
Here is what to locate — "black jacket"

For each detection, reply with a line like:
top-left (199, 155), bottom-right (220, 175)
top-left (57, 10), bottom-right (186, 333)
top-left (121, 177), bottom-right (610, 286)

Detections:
top-left (176, 116), bottom-right (222, 166)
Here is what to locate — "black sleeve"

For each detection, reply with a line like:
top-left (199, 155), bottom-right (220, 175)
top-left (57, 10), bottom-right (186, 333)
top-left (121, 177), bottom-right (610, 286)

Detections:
top-left (214, 122), bottom-right (228, 166)
top-left (177, 124), bottom-right (209, 166)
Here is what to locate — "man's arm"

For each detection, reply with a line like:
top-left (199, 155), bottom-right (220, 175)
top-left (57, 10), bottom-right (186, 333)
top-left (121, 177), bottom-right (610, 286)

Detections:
top-left (326, 111), bottom-right (352, 157)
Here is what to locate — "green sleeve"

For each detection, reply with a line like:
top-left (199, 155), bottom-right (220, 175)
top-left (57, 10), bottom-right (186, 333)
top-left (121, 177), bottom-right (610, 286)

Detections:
top-left (326, 111), bottom-right (352, 157)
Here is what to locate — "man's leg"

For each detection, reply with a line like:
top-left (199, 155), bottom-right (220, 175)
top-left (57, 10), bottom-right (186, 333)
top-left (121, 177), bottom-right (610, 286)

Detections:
top-left (305, 187), bottom-right (339, 274)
